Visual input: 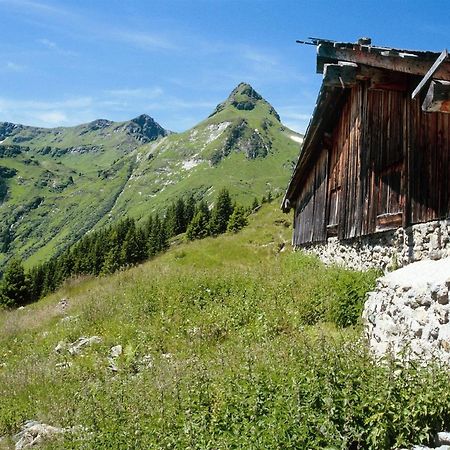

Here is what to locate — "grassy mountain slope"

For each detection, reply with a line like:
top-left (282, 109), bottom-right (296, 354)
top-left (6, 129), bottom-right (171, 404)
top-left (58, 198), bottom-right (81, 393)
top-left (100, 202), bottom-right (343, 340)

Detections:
top-left (0, 115), bottom-right (168, 270)
top-left (0, 84), bottom-right (301, 271)
top-left (105, 83), bottom-right (303, 221)
top-left (1, 203), bottom-right (449, 449)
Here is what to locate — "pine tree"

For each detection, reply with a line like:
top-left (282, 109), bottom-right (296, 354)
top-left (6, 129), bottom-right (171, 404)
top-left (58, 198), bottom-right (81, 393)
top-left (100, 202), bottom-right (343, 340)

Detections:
top-left (148, 214), bottom-right (162, 256)
top-left (197, 200), bottom-right (211, 221)
top-left (210, 188), bottom-right (233, 235)
top-left (227, 205), bottom-right (248, 233)
top-left (252, 197), bottom-right (259, 211)
top-left (174, 198), bottom-right (187, 235)
top-left (28, 263), bottom-right (46, 302)
top-left (185, 195), bottom-right (196, 227)
top-left (160, 216), bottom-right (170, 252)
top-left (121, 224), bottom-right (141, 266)
top-left (42, 259), bottom-right (57, 295)
top-left (143, 215), bottom-right (154, 241)
top-left (101, 230), bottom-right (122, 274)
top-left (186, 210), bottom-right (210, 240)
top-left (164, 203), bottom-right (177, 238)
top-left (0, 258), bottom-right (29, 307)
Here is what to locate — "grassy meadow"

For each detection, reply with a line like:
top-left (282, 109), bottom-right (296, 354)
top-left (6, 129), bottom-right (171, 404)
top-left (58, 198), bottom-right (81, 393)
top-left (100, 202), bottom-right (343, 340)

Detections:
top-left (1, 203), bottom-right (450, 449)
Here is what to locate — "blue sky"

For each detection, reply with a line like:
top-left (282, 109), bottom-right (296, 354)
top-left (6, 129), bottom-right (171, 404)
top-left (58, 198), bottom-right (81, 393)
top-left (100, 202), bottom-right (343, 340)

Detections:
top-left (0, 0), bottom-right (448, 133)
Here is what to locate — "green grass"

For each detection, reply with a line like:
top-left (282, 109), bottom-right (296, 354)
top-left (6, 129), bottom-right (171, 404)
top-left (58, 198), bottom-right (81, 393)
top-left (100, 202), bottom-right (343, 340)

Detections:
top-left (1, 203), bottom-right (449, 449)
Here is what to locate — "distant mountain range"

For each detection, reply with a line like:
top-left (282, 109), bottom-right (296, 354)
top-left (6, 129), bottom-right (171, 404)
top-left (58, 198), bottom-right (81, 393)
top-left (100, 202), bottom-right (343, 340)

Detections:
top-left (0, 82), bottom-right (302, 270)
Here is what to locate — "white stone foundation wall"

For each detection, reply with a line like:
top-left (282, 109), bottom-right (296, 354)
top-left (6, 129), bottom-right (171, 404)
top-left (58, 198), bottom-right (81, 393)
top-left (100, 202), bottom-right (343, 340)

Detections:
top-left (363, 259), bottom-right (450, 365)
top-left (299, 218), bottom-right (450, 271)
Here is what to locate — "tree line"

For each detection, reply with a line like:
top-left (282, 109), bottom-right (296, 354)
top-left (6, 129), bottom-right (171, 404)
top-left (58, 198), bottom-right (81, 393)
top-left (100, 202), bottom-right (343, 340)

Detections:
top-left (0, 188), bottom-right (258, 308)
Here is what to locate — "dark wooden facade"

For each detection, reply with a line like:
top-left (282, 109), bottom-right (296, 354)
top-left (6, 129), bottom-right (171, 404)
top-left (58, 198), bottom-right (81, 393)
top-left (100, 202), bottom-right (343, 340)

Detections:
top-left (283, 39), bottom-right (450, 246)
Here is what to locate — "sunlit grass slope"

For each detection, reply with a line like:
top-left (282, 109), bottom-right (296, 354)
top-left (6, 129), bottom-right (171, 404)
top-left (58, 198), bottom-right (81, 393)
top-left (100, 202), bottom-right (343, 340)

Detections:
top-left (1, 203), bottom-right (449, 449)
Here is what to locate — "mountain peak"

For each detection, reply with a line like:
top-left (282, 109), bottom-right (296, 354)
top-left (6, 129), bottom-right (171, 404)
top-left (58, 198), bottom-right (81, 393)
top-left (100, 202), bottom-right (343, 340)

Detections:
top-left (126, 114), bottom-right (168, 142)
top-left (209, 82), bottom-right (280, 121)
top-left (228, 82), bottom-right (263, 101)
top-left (131, 113), bottom-right (155, 124)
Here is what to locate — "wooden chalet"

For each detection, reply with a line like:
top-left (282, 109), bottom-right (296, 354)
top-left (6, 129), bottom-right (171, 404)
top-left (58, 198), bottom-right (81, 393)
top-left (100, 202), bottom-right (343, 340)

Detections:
top-left (282, 38), bottom-right (450, 246)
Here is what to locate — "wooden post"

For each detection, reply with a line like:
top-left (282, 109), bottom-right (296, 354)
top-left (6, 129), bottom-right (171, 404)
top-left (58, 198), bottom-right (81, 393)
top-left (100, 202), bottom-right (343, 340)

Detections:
top-left (411, 49), bottom-right (448, 99)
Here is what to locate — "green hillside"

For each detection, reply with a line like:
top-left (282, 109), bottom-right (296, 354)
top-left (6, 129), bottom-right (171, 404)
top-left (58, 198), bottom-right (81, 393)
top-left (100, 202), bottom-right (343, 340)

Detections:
top-left (1, 203), bottom-right (449, 449)
top-left (106, 83), bottom-right (303, 221)
top-left (0, 115), bottom-right (169, 271)
top-left (0, 83), bottom-right (302, 272)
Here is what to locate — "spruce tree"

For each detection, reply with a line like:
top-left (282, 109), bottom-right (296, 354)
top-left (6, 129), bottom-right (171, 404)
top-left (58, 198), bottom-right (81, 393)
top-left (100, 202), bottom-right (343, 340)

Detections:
top-left (148, 214), bottom-right (162, 256)
top-left (101, 230), bottom-right (122, 274)
top-left (185, 195), bottom-right (196, 227)
top-left (197, 200), bottom-right (211, 221)
top-left (0, 258), bottom-right (29, 307)
top-left (210, 188), bottom-right (233, 235)
top-left (121, 224), bottom-right (141, 266)
top-left (186, 210), bottom-right (210, 240)
top-left (227, 205), bottom-right (248, 233)
top-left (28, 263), bottom-right (46, 302)
top-left (164, 203), bottom-right (177, 238)
top-left (174, 198), bottom-right (186, 235)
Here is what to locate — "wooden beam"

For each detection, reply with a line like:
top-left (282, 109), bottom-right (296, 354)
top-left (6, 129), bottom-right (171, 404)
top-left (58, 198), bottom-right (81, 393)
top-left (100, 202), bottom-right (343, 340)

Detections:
top-left (317, 43), bottom-right (450, 81)
top-left (411, 49), bottom-right (448, 99)
top-left (323, 62), bottom-right (358, 88)
top-left (422, 79), bottom-right (450, 113)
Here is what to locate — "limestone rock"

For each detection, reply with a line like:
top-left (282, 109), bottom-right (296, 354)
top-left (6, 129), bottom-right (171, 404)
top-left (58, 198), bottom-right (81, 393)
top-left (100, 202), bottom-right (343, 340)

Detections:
top-left (110, 345), bottom-right (123, 358)
top-left (14, 421), bottom-right (64, 449)
top-left (55, 336), bottom-right (102, 356)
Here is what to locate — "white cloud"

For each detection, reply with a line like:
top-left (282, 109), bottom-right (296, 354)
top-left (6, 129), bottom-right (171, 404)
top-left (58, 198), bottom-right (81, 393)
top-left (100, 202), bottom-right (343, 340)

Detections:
top-left (240, 47), bottom-right (278, 67)
top-left (277, 106), bottom-right (312, 134)
top-left (36, 37), bottom-right (78, 57)
top-left (2, 61), bottom-right (25, 72)
top-left (38, 38), bottom-right (57, 49)
top-left (113, 30), bottom-right (179, 52)
top-left (106, 87), bottom-right (164, 100)
top-left (0, 96), bottom-right (95, 127)
top-left (36, 111), bottom-right (67, 124)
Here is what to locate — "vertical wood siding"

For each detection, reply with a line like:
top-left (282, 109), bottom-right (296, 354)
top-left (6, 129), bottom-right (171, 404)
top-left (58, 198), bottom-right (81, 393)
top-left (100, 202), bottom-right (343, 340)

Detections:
top-left (293, 149), bottom-right (328, 245)
top-left (293, 78), bottom-right (450, 245)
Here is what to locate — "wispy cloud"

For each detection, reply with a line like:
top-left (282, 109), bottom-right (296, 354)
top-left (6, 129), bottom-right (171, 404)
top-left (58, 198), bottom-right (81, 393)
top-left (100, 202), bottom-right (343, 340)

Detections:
top-left (38, 37), bottom-right (57, 49)
top-left (277, 106), bottom-right (312, 133)
top-left (3, 61), bottom-right (25, 72)
top-left (37, 37), bottom-right (78, 56)
top-left (112, 30), bottom-right (180, 52)
top-left (0, 0), bottom-right (71, 16)
top-left (105, 87), bottom-right (164, 100)
top-left (0, 96), bottom-right (94, 127)
top-left (240, 46), bottom-right (279, 67)
top-left (35, 110), bottom-right (67, 125)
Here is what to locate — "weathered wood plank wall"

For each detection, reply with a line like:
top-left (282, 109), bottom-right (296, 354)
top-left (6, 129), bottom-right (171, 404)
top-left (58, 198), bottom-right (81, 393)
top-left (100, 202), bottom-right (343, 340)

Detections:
top-left (293, 77), bottom-right (450, 246)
